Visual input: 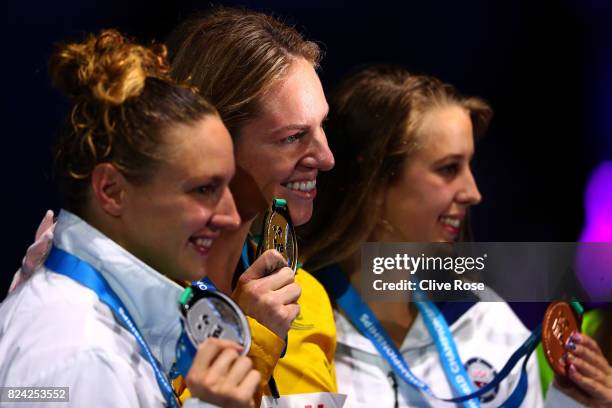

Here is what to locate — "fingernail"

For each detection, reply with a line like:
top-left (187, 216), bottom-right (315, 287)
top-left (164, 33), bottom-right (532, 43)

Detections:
top-left (569, 364), bottom-right (577, 374)
top-left (566, 341), bottom-right (576, 351)
top-left (570, 332), bottom-right (582, 343)
top-left (559, 354), bottom-right (567, 366)
top-left (566, 353), bottom-right (574, 362)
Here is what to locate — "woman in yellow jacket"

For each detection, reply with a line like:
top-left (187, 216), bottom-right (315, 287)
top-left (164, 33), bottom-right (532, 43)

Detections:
top-left (167, 7), bottom-right (339, 406)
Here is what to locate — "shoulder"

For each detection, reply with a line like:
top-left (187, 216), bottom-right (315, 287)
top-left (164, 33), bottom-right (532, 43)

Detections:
top-left (0, 268), bottom-right (147, 385)
top-left (1, 347), bottom-right (163, 406)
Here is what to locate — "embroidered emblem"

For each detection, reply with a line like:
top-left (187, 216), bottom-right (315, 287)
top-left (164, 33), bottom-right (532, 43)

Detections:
top-left (464, 357), bottom-right (499, 403)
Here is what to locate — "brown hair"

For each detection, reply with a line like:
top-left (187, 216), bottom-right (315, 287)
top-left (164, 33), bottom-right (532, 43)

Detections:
top-left (167, 7), bottom-right (320, 136)
top-left (50, 29), bottom-right (217, 214)
top-left (300, 65), bottom-right (492, 270)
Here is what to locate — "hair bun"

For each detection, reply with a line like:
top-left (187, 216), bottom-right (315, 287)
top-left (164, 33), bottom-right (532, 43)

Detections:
top-left (49, 29), bottom-right (170, 105)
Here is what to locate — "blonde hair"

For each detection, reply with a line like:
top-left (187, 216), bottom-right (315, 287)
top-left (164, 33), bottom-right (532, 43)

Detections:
top-left (167, 7), bottom-right (321, 136)
top-left (50, 29), bottom-right (217, 214)
top-left (300, 65), bottom-right (492, 270)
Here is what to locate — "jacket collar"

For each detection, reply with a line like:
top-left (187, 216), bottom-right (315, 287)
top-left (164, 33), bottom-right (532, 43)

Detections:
top-left (53, 210), bottom-right (183, 373)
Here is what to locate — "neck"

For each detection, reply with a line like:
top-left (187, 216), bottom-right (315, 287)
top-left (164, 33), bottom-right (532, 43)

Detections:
top-left (205, 220), bottom-right (254, 294)
top-left (341, 251), bottom-right (418, 348)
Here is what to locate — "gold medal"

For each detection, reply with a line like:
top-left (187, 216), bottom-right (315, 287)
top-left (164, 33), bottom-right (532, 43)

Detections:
top-left (256, 198), bottom-right (298, 272)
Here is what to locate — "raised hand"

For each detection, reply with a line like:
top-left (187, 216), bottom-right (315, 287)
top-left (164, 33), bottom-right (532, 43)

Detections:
top-left (187, 338), bottom-right (261, 408)
top-left (232, 249), bottom-right (301, 339)
top-left (557, 332), bottom-right (612, 408)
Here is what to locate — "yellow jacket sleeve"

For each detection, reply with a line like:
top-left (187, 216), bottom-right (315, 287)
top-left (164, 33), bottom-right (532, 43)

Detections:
top-left (247, 315), bottom-right (286, 404)
top-left (177, 268), bottom-right (337, 404)
top-left (267, 268), bottom-right (338, 395)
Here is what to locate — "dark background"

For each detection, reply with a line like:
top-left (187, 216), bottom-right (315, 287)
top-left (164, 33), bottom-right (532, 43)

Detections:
top-left (3, 0), bottom-right (611, 318)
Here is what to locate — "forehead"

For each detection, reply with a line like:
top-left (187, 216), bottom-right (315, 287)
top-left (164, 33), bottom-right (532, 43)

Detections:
top-left (162, 116), bottom-right (234, 178)
top-left (253, 58), bottom-right (328, 131)
top-left (413, 105), bottom-right (474, 157)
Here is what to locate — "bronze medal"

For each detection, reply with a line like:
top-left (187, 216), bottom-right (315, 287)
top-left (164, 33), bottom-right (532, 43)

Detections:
top-left (542, 301), bottom-right (582, 376)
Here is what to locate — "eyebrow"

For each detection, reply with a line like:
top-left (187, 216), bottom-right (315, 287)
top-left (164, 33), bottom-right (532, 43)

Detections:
top-left (433, 153), bottom-right (473, 165)
top-left (183, 175), bottom-right (227, 187)
top-left (269, 124), bottom-right (310, 136)
top-left (268, 107), bottom-right (329, 136)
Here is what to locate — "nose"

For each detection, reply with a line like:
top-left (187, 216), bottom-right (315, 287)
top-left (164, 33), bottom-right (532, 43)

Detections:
top-left (301, 127), bottom-right (335, 171)
top-left (457, 168), bottom-right (482, 206)
top-left (210, 187), bottom-right (241, 230)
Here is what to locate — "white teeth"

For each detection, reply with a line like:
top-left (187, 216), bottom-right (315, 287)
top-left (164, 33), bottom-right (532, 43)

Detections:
top-left (285, 179), bottom-right (316, 192)
top-left (440, 217), bottom-right (461, 228)
top-left (194, 238), bottom-right (212, 247)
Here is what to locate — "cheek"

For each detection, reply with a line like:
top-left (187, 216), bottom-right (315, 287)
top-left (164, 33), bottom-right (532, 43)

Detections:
top-left (240, 156), bottom-right (295, 193)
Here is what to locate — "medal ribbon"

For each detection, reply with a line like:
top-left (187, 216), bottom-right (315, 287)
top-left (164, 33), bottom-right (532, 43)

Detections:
top-left (45, 246), bottom-right (180, 408)
top-left (318, 265), bottom-right (537, 407)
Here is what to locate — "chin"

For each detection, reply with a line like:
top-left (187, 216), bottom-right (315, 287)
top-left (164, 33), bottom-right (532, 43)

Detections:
top-left (287, 200), bottom-right (313, 226)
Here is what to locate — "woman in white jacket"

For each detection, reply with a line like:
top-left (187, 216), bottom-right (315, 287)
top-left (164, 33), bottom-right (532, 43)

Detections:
top-left (300, 65), bottom-right (543, 408)
top-left (0, 30), bottom-right (259, 408)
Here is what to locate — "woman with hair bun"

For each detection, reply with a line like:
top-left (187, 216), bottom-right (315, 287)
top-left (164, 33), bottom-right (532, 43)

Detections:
top-left (0, 30), bottom-right (260, 407)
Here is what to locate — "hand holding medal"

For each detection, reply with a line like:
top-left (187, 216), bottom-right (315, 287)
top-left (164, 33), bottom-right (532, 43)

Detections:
top-left (544, 302), bottom-right (612, 407)
top-left (232, 198), bottom-right (301, 339)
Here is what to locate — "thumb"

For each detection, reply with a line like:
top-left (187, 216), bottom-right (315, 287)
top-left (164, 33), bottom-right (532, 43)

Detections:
top-left (240, 249), bottom-right (287, 281)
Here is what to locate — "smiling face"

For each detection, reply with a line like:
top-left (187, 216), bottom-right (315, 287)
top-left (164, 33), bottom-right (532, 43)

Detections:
top-left (376, 105), bottom-right (482, 243)
top-left (120, 115), bottom-right (240, 281)
top-left (233, 57), bottom-right (334, 226)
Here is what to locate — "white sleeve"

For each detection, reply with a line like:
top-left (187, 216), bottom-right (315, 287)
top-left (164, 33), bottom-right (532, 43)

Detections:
top-left (3, 349), bottom-right (165, 407)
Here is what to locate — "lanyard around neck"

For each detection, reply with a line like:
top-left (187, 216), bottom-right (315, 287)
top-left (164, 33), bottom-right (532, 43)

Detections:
top-left (317, 264), bottom-right (537, 408)
top-left (45, 246), bottom-right (180, 408)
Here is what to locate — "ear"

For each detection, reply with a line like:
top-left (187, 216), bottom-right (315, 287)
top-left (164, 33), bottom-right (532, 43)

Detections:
top-left (90, 163), bottom-right (129, 217)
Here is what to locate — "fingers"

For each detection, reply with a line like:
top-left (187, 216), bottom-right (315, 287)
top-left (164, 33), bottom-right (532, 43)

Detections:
top-left (261, 266), bottom-right (296, 291)
top-left (191, 338), bottom-right (243, 373)
top-left (240, 250), bottom-right (287, 281)
top-left (35, 210), bottom-right (55, 240)
top-left (271, 282), bottom-right (302, 305)
top-left (225, 356), bottom-right (253, 386)
top-left (564, 332), bottom-right (612, 405)
top-left (567, 363), bottom-right (611, 401)
top-left (186, 337), bottom-right (258, 408)
top-left (237, 369), bottom-right (261, 403)
top-left (572, 332), bottom-right (604, 358)
top-left (206, 347), bottom-right (241, 381)
top-left (283, 303), bottom-right (301, 323)
top-left (23, 230), bottom-right (54, 274)
top-left (232, 250), bottom-right (300, 339)
top-left (568, 333), bottom-right (610, 373)
top-left (567, 352), bottom-right (604, 381)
